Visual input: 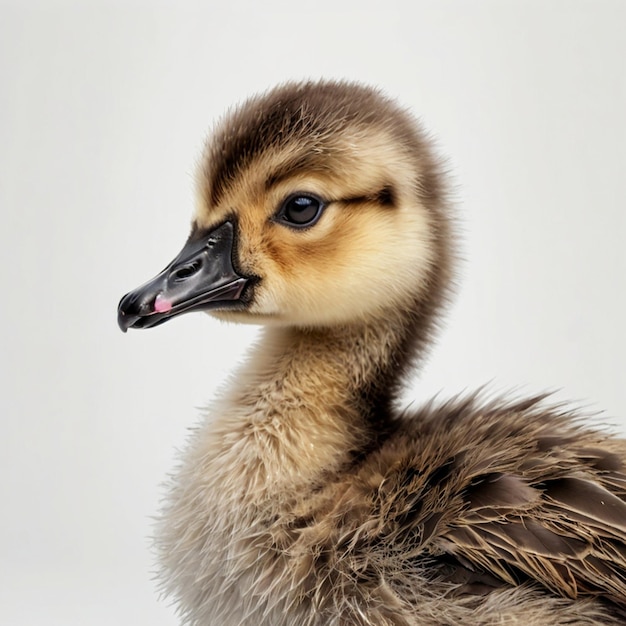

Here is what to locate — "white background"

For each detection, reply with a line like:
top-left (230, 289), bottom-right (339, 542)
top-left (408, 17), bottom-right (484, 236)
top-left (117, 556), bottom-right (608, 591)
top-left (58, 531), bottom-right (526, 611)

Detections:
top-left (1, 1), bottom-right (624, 624)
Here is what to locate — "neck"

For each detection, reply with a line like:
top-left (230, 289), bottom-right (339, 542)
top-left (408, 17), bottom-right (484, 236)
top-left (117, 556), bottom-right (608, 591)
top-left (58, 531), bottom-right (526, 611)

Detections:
top-left (156, 298), bottom-right (446, 620)
top-left (209, 311), bottom-right (415, 498)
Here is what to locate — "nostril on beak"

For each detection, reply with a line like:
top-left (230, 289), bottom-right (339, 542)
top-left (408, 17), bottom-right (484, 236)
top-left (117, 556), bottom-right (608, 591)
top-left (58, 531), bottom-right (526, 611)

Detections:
top-left (172, 259), bottom-right (203, 282)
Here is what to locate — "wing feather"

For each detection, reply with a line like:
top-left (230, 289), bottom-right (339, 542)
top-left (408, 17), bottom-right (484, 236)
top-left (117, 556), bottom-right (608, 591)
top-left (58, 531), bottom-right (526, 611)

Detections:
top-left (441, 470), bottom-right (626, 606)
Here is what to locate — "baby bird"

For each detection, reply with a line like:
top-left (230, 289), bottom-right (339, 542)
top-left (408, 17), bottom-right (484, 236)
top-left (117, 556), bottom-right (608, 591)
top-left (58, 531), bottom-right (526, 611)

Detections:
top-left (118, 81), bottom-right (626, 625)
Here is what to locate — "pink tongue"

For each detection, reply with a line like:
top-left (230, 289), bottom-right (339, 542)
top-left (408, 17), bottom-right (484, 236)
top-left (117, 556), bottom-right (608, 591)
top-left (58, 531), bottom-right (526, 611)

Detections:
top-left (154, 294), bottom-right (173, 313)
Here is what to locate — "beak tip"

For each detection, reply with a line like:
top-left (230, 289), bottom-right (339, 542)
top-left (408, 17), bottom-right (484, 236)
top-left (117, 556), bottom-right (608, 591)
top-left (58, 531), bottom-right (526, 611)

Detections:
top-left (117, 296), bottom-right (137, 332)
top-left (117, 313), bottom-right (129, 333)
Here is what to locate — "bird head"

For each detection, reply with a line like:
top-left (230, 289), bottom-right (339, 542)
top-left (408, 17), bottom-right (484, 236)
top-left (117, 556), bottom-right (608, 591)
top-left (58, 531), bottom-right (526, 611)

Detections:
top-left (118, 81), bottom-right (450, 332)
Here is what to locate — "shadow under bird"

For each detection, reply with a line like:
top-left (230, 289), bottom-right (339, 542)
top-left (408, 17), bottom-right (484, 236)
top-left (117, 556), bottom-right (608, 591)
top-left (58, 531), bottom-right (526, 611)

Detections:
top-left (118, 81), bottom-right (626, 625)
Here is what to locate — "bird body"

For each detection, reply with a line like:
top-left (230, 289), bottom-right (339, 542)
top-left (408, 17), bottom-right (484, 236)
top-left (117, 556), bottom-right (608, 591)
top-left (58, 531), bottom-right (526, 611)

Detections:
top-left (118, 81), bottom-right (626, 625)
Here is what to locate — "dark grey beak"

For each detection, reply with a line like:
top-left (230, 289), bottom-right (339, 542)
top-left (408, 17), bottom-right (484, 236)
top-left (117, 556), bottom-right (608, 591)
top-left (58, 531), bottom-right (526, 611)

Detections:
top-left (117, 220), bottom-right (250, 332)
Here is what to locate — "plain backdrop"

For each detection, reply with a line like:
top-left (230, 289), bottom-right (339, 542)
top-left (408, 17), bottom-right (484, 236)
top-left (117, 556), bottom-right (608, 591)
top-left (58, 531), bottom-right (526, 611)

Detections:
top-left (1, 1), bottom-right (624, 624)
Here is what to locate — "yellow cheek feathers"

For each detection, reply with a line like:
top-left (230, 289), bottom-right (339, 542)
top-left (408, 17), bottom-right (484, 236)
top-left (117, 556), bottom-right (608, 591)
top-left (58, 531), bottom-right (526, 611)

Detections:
top-left (240, 197), bottom-right (435, 327)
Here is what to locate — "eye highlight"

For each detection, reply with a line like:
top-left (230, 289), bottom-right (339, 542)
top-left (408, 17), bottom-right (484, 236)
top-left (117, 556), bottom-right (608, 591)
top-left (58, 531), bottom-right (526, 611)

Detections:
top-left (275, 194), bottom-right (325, 228)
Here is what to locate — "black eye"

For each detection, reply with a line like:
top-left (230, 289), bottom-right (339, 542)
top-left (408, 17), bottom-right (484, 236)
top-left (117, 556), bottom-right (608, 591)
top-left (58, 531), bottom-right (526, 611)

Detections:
top-left (277, 194), bottom-right (325, 228)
